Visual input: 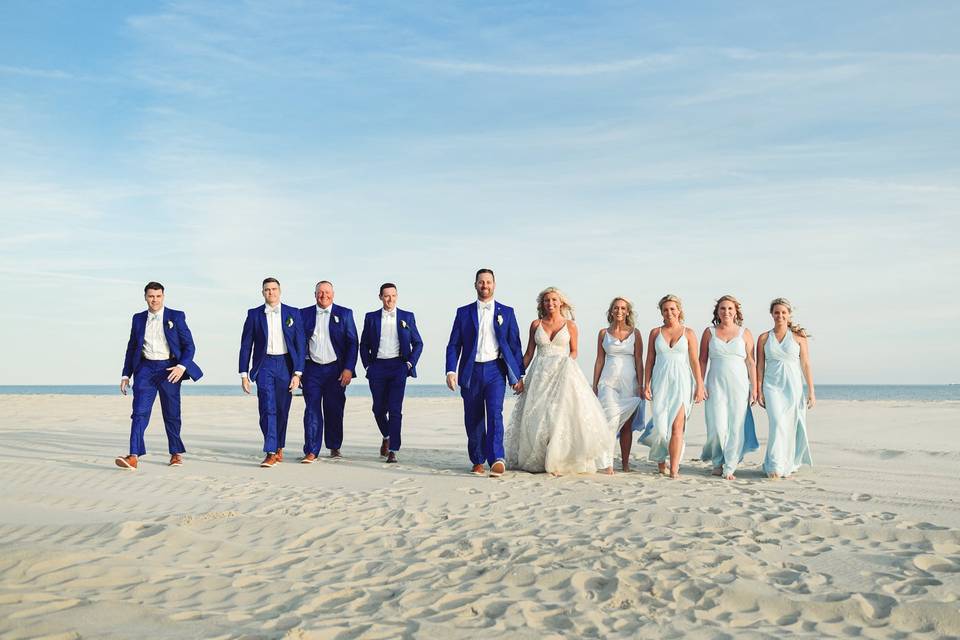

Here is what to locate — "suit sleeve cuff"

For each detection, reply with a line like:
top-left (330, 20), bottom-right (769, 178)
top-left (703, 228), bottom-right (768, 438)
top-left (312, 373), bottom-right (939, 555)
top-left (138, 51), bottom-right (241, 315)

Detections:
top-left (121, 376), bottom-right (130, 382)
top-left (445, 371), bottom-right (456, 376)
top-left (294, 371), bottom-right (302, 376)
top-left (240, 372), bottom-right (248, 378)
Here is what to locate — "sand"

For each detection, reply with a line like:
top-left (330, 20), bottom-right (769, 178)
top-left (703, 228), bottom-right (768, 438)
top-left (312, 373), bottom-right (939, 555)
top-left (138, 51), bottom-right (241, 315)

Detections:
top-left (0, 395), bottom-right (958, 639)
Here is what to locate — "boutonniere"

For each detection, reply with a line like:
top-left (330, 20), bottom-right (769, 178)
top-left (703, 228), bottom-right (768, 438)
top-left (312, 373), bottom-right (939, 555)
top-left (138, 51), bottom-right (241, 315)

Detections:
top-left (333, 316), bottom-right (340, 324)
top-left (400, 319), bottom-right (408, 329)
top-left (497, 314), bottom-right (503, 326)
top-left (167, 320), bottom-right (174, 329)
top-left (286, 317), bottom-right (294, 327)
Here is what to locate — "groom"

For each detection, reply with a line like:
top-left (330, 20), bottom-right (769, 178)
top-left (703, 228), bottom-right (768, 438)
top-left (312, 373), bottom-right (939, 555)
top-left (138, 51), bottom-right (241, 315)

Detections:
top-left (445, 268), bottom-right (524, 478)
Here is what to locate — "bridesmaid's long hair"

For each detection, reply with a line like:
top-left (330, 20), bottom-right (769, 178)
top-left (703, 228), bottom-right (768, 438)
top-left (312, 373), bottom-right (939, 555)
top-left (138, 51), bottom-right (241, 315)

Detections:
top-left (711, 294), bottom-right (744, 327)
top-left (657, 294), bottom-right (685, 323)
top-left (537, 287), bottom-right (575, 320)
top-left (769, 297), bottom-right (810, 337)
top-left (606, 297), bottom-right (635, 328)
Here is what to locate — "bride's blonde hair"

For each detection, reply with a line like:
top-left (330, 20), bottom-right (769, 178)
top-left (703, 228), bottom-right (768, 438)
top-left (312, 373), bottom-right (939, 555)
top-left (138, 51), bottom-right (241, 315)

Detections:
top-left (537, 287), bottom-right (575, 320)
top-left (769, 297), bottom-right (810, 337)
top-left (657, 294), bottom-right (685, 323)
top-left (606, 297), bottom-right (635, 328)
top-left (711, 294), bottom-right (744, 327)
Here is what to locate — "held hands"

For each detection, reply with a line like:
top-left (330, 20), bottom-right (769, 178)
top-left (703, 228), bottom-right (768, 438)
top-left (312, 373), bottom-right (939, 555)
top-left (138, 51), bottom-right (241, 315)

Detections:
top-left (241, 376), bottom-right (251, 394)
top-left (446, 372), bottom-right (458, 391)
top-left (643, 386), bottom-right (652, 402)
top-left (512, 379), bottom-right (524, 395)
top-left (120, 378), bottom-right (129, 396)
top-left (288, 374), bottom-right (301, 392)
top-left (694, 385), bottom-right (706, 404)
top-left (758, 391), bottom-right (765, 408)
top-left (749, 389), bottom-right (758, 406)
top-left (339, 370), bottom-right (353, 387)
top-left (166, 365), bottom-right (186, 383)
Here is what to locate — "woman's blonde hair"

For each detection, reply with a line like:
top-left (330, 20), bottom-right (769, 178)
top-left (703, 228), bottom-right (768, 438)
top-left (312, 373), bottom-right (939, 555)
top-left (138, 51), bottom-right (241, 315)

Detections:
top-left (657, 294), bottom-right (685, 323)
top-left (606, 296), bottom-right (635, 328)
top-left (537, 287), bottom-right (575, 320)
top-left (769, 297), bottom-right (810, 337)
top-left (712, 294), bottom-right (744, 327)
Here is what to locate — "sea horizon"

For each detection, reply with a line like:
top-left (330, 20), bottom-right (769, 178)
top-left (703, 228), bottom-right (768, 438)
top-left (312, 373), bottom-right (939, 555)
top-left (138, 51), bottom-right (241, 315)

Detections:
top-left (1, 384), bottom-right (958, 401)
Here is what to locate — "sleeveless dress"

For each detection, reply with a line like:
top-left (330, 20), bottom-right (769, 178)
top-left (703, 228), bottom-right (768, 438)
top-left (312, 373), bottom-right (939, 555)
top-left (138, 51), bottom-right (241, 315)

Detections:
top-left (700, 326), bottom-right (759, 476)
top-left (762, 330), bottom-right (812, 476)
top-left (638, 328), bottom-right (694, 463)
top-left (596, 330), bottom-right (645, 469)
top-left (505, 324), bottom-right (609, 474)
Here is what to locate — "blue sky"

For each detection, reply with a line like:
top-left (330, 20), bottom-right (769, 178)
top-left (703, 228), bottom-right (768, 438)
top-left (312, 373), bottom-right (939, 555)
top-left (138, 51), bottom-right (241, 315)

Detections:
top-left (1, 1), bottom-right (958, 384)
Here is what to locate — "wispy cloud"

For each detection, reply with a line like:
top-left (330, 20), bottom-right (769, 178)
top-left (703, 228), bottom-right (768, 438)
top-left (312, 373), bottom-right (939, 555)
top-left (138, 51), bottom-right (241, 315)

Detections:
top-left (412, 54), bottom-right (676, 77)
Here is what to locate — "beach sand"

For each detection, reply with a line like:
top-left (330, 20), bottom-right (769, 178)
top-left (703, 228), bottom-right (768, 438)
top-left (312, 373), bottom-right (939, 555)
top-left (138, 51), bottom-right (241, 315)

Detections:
top-left (1, 395), bottom-right (958, 639)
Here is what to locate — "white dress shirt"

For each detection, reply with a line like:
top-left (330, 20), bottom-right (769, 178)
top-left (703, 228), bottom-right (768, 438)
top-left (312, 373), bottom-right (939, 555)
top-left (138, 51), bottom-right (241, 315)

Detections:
top-left (143, 309), bottom-right (172, 360)
top-left (265, 304), bottom-right (288, 355)
top-left (475, 300), bottom-right (500, 362)
top-left (309, 305), bottom-right (338, 364)
top-left (376, 309), bottom-right (401, 359)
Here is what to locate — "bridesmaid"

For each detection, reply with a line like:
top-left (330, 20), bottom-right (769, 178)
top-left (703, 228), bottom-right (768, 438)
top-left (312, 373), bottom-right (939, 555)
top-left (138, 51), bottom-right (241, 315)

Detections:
top-left (699, 295), bottom-right (759, 480)
top-left (757, 297), bottom-right (815, 478)
top-left (592, 297), bottom-right (644, 473)
top-left (640, 294), bottom-right (705, 478)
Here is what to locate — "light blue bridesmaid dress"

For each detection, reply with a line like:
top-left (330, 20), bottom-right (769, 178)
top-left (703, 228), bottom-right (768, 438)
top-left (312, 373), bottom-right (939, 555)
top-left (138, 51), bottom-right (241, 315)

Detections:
top-left (762, 330), bottom-right (812, 476)
top-left (700, 326), bottom-right (759, 476)
top-left (638, 328), bottom-right (694, 464)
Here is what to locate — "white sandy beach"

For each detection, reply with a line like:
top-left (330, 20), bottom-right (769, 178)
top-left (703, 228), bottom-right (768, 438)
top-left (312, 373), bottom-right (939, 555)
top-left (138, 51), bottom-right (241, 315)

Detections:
top-left (1, 395), bottom-right (958, 639)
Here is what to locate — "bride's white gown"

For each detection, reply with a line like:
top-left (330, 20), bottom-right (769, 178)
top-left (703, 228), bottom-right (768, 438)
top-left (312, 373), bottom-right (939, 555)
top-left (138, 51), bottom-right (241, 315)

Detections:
top-left (505, 323), bottom-right (610, 474)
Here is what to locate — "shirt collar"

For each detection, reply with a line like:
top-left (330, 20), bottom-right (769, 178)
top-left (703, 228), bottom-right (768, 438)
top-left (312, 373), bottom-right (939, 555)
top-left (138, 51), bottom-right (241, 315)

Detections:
top-left (382, 308), bottom-right (396, 317)
top-left (265, 304), bottom-right (281, 314)
top-left (148, 308), bottom-right (164, 321)
top-left (317, 304), bottom-right (332, 314)
top-left (477, 299), bottom-right (495, 311)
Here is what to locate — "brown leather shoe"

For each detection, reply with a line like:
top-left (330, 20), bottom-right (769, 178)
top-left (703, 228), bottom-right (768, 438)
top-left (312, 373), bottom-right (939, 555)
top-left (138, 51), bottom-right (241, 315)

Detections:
top-left (380, 438), bottom-right (389, 457)
top-left (330, 449), bottom-right (342, 459)
top-left (386, 451), bottom-right (398, 463)
top-left (276, 448), bottom-right (283, 462)
top-left (169, 454), bottom-right (183, 467)
top-left (300, 453), bottom-right (317, 464)
top-left (260, 453), bottom-right (278, 468)
top-left (489, 461), bottom-right (505, 478)
top-left (115, 455), bottom-right (138, 470)
top-left (471, 464), bottom-right (485, 475)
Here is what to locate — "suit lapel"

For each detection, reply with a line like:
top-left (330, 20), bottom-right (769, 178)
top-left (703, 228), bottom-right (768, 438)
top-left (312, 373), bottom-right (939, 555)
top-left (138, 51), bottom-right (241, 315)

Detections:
top-left (371, 311), bottom-right (382, 351)
top-left (259, 305), bottom-right (269, 342)
top-left (136, 311), bottom-right (148, 348)
top-left (161, 308), bottom-right (176, 352)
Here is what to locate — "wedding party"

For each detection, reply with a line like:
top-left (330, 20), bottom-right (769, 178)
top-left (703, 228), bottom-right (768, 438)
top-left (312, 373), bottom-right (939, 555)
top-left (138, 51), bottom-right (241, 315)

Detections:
top-left (2, 2), bottom-right (958, 639)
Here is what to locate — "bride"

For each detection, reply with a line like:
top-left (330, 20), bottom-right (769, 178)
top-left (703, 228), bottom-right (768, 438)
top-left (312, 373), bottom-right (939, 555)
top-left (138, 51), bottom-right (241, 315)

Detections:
top-left (505, 287), bottom-right (610, 475)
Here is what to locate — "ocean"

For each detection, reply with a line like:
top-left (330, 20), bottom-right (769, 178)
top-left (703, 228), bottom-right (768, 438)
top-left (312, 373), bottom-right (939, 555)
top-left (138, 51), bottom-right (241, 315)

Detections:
top-left (0, 385), bottom-right (958, 401)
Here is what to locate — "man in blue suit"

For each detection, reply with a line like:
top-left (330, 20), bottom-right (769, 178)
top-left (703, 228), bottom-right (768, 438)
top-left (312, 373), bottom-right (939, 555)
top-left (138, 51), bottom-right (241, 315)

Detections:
top-left (116, 281), bottom-right (203, 470)
top-left (359, 283), bottom-right (424, 463)
top-left (299, 280), bottom-right (359, 462)
top-left (239, 277), bottom-right (306, 468)
top-left (445, 269), bottom-right (524, 478)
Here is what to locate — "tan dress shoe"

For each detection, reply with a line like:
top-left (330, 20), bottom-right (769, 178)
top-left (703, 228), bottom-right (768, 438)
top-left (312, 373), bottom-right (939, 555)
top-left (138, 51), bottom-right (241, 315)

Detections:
top-left (489, 461), bottom-right (505, 478)
top-left (301, 453), bottom-right (317, 464)
top-left (471, 464), bottom-right (485, 475)
top-left (260, 453), bottom-right (278, 468)
top-left (169, 454), bottom-right (183, 467)
top-left (115, 455), bottom-right (138, 470)
top-left (276, 448), bottom-right (283, 462)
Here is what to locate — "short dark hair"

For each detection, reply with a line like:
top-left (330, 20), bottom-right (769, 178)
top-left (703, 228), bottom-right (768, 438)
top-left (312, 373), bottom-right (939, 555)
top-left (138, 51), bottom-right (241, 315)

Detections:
top-left (379, 282), bottom-right (397, 296)
top-left (144, 281), bottom-right (164, 293)
top-left (475, 268), bottom-right (495, 282)
top-left (315, 280), bottom-right (333, 290)
top-left (262, 277), bottom-right (280, 288)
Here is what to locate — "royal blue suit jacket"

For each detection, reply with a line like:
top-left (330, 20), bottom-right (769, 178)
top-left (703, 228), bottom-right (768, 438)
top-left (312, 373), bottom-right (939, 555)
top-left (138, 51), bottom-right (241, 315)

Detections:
top-left (239, 304), bottom-right (306, 382)
top-left (359, 308), bottom-right (424, 378)
top-left (445, 301), bottom-right (524, 388)
top-left (122, 308), bottom-right (203, 381)
top-left (299, 303), bottom-right (359, 375)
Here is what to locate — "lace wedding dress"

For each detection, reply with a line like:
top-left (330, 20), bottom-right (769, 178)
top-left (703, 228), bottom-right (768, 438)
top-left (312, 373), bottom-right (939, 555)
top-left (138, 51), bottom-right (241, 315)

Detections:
top-left (504, 323), bottom-right (609, 474)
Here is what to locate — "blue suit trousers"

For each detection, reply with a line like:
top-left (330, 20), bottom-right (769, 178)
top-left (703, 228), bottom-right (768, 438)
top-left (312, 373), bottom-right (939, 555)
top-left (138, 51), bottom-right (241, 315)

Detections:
top-left (257, 354), bottom-right (294, 453)
top-left (368, 358), bottom-right (407, 452)
top-left (461, 360), bottom-right (507, 466)
top-left (129, 358), bottom-right (185, 456)
top-left (302, 360), bottom-right (346, 454)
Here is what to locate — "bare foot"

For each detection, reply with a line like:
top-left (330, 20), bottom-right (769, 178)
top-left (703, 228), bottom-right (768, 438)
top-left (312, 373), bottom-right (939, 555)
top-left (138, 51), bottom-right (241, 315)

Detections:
top-left (768, 472), bottom-right (780, 479)
top-left (711, 467), bottom-right (723, 476)
top-left (669, 470), bottom-right (679, 479)
top-left (724, 474), bottom-right (735, 481)
top-left (601, 466), bottom-right (614, 475)
top-left (657, 463), bottom-right (667, 475)
top-left (621, 463), bottom-right (631, 472)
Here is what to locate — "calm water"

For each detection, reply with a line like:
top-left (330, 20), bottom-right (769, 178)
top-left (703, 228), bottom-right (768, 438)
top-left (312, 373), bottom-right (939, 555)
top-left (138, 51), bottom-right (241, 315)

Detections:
top-left (0, 385), bottom-right (958, 401)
